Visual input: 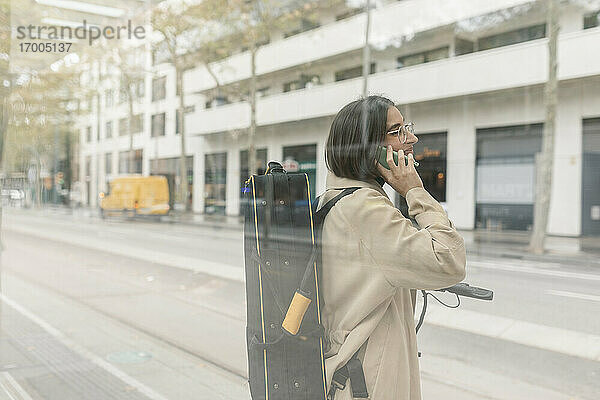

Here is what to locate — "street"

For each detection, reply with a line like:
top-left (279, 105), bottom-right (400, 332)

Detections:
top-left (1, 208), bottom-right (599, 400)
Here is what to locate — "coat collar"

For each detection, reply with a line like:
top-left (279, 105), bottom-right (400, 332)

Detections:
top-left (325, 170), bottom-right (387, 197)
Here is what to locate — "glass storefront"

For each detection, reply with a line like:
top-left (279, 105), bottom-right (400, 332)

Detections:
top-left (282, 144), bottom-right (317, 200)
top-left (582, 118), bottom-right (600, 236)
top-left (150, 156), bottom-right (194, 210)
top-left (205, 152), bottom-right (227, 215)
top-left (240, 148), bottom-right (267, 214)
top-left (397, 132), bottom-right (447, 217)
top-left (475, 124), bottom-right (542, 231)
top-left (118, 149), bottom-right (143, 174)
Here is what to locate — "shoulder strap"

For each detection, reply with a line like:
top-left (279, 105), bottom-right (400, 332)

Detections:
top-left (313, 187), bottom-right (361, 226)
top-left (281, 187), bottom-right (361, 336)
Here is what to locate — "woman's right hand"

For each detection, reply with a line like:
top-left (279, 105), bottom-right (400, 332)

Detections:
top-left (376, 145), bottom-right (424, 197)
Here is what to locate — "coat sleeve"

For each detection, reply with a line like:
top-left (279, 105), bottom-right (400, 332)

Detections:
top-left (339, 187), bottom-right (466, 290)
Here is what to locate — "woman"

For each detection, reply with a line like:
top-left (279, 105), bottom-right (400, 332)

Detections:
top-left (318, 96), bottom-right (466, 400)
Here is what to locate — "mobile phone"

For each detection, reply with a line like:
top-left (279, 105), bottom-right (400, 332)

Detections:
top-left (377, 146), bottom-right (419, 169)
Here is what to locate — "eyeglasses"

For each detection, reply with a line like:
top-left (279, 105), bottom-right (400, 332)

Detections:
top-left (386, 122), bottom-right (415, 144)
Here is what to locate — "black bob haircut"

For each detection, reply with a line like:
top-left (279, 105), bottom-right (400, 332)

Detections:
top-left (325, 95), bottom-right (395, 181)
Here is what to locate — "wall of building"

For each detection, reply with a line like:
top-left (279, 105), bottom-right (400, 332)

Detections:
top-left (185, 76), bottom-right (599, 237)
top-left (77, 0), bottom-right (600, 235)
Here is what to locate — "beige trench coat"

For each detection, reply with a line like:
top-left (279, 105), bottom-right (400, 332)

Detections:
top-left (317, 171), bottom-right (466, 400)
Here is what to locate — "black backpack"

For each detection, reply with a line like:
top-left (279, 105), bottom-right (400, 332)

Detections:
top-left (243, 161), bottom-right (366, 400)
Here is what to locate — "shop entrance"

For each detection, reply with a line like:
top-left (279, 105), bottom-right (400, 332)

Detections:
top-left (475, 124), bottom-right (542, 231)
top-left (582, 118), bottom-right (600, 236)
top-left (282, 144), bottom-right (317, 200)
top-left (240, 148), bottom-right (267, 215)
top-left (205, 152), bottom-right (227, 215)
top-left (397, 132), bottom-right (447, 217)
top-left (150, 156), bottom-right (193, 211)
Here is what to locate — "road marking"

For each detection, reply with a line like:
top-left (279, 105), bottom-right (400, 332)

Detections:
top-left (0, 294), bottom-right (169, 400)
top-left (0, 372), bottom-right (34, 400)
top-left (546, 290), bottom-right (600, 303)
top-left (469, 260), bottom-right (600, 281)
top-left (424, 305), bottom-right (600, 361)
top-left (420, 355), bottom-right (573, 400)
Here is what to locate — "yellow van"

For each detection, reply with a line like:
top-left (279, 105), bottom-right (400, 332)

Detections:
top-left (100, 175), bottom-right (170, 217)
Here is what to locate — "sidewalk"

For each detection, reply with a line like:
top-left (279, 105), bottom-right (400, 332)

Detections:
top-left (10, 205), bottom-right (600, 266)
top-left (168, 211), bottom-right (600, 266)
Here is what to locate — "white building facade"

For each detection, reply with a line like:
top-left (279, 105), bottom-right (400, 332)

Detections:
top-left (79, 0), bottom-right (600, 236)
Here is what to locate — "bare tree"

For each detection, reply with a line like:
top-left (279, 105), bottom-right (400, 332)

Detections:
top-left (222, 0), bottom-right (326, 177)
top-left (529, 0), bottom-right (559, 254)
top-left (0, 0), bottom-right (9, 252)
top-left (109, 46), bottom-right (146, 175)
top-left (152, 2), bottom-right (200, 211)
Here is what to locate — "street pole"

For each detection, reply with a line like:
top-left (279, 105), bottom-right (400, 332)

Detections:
top-left (529, 0), bottom-right (559, 254)
top-left (53, 125), bottom-right (59, 204)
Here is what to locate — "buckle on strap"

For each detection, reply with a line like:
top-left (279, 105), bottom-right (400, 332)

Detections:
top-left (330, 353), bottom-right (369, 399)
top-left (332, 379), bottom-right (346, 391)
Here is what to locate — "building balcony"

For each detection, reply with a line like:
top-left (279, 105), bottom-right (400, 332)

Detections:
top-left (186, 27), bottom-right (600, 136)
top-left (182, 0), bottom-right (535, 94)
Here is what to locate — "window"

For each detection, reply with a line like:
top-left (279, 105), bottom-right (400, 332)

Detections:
top-left (334, 64), bottom-right (375, 82)
top-left (205, 153), bottom-right (227, 215)
top-left (283, 80), bottom-right (301, 93)
top-left (239, 148), bottom-right (267, 214)
top-left (85, 95), bottom-right (92, 111)
top-left (455, 38), bottom-right (475, 56)
top-left (152, 76), bottom-right (167, 102)
top-left (284, 18), bottom-right (320, 38)
top-left (135, 79), bottom-right (145, 99)
top-left (85, 156), bottom-right (91, 177)
top-left (240, 36), bottom-right (270, 52)
top-left (282, 144), bottom-right (317, 199)
top-left (105, 121), bottom-right (113, 139)
top-left (86, 126), bottom-right (91, 142)
top-left (105, 153), bottom-right (112, 175)
top-left (584, 11), bottom-right (600, 29)
top-left (478, 24), bottom-right (546, 52)
top-left (475, 124), bottom-right (543, 231)
top-left (105, 89), bottom-right (113, 108)
top-left (396, 132), bottom-right (447, 216)
top-left (257, 87), bottom-right (270, 97)
top-left (119, 86), bottom-right (128, 104)
top-left (582, 118), bottom-right (600, 235)
top-left (174, 106), bottom-right (194, 134)
top-left (119, 115), bottom-right (143, 135)
top-left (131, 114), bottom-right (143, 133)
top-left (119, 149), bottom-right (143, 174)
top-left (397, 47), bottom-right (449, 69)
top-left (283, 75), bottom-right (320, 92)
top-left (151, 113), bottom-right (166, 137)
top-left (119, 117), bottom-right (127, 136)
top-left (206, 96), bottom-right (230, 109)
top-left (152, 41), bottom-right (170, 65)
top-left (150, 156), bottom-right (194, 208)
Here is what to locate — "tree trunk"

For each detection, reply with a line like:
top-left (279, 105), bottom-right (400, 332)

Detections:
top-left (176, 66), bottom-right (189, 211)
top-left (0, 81), bottom-right (6, 254)
top-left (362, 0), bottom-right (371, 98)
top-left (128, 83), bottom-right (135, 174)
top-left (248, 45), bottom-right (257, 178)
top-left (529, 0), bottom-right (559, 254)
top-left (35, 158), bottom-right (42, 208)
top-left (1, 0), bottom-right (11, 255)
